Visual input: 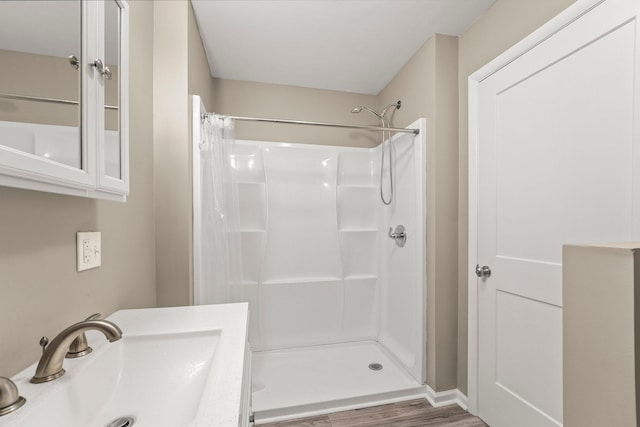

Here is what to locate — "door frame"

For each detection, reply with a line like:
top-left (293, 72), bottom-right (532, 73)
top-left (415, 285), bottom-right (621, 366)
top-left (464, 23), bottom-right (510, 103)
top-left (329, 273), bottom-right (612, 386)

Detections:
top-left (466, 0), bottom-right (604, 416)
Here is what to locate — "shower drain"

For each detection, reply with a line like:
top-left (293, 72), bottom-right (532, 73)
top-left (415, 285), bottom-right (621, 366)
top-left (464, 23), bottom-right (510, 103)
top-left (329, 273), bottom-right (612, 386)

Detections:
top-left (106, 416), bottom-right (135, 427)
top-left (368, 363), bottom-right (383, 371)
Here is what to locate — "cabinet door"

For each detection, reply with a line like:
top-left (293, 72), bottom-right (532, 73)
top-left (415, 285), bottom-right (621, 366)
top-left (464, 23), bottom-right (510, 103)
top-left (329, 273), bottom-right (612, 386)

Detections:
top-left (96, 0), bottom-right (129, 195)
top-left (0, 0), bottom-right (95, 190)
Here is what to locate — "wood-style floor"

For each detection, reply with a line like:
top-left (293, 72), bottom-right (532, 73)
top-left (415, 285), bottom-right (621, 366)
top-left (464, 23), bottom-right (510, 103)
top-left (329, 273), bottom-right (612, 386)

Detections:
top-left (258, 399), bottom-right (488, 427)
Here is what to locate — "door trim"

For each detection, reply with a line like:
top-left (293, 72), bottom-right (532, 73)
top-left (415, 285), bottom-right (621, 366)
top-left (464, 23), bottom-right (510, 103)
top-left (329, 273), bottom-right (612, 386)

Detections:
top-left (466, 0), bottom-right (604, 416)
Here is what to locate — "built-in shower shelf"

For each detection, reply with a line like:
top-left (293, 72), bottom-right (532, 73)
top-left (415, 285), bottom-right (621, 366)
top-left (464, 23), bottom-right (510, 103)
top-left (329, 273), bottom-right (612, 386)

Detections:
top-left (237, 229), bottom-right (267, 233)
top-left (338, 228), bottom-right (378, 233)
top-left (261, 277), bottom-right (342, 285)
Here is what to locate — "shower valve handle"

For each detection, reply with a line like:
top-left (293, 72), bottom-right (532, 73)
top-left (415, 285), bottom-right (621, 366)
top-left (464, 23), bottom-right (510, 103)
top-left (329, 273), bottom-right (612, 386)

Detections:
top-left (388, 225), bottom-right (407, 248)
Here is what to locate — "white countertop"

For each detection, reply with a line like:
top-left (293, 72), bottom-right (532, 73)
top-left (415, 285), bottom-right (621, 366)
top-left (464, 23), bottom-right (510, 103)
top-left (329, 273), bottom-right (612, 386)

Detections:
top-left (3, 303), bottom-right (249, 427)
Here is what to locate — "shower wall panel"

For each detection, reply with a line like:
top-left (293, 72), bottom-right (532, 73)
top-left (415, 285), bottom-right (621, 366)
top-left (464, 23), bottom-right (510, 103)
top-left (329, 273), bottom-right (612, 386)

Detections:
top-left (233, 141), bottom-right (380, 351)
top-left (378, 118), bottom-right (427, 383)
top-left (261, 146), bottom-right (342, 282)
top-left (230, 143), bottom-right (268, 346)
top-left (260, 280), bottom-right (344, 348)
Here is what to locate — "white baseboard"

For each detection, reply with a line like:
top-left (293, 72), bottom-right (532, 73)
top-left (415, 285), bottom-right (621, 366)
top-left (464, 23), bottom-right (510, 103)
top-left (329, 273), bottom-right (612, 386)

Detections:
top-left (425, 385), bottom-right (468, 410)
top-left (456, 390), bottom-right (469, 410)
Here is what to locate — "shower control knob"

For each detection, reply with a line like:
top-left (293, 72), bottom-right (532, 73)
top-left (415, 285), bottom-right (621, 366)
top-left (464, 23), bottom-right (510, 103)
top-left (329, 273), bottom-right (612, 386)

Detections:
top-left (388, 225), bottom-right (407, 248)
top-left (475, 264), bottom-right (491, 279)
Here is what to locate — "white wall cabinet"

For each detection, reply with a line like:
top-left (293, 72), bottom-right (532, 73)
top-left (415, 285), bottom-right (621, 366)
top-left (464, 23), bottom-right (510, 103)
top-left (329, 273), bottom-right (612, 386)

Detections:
top-left (0, 0), bottom-right (129, 201)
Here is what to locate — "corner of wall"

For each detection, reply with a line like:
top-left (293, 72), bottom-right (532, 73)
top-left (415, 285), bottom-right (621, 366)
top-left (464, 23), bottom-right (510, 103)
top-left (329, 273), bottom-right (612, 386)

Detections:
top-left (433, 33), bottom-right (460, 392)
top-left (188, 1), bottom-right (215, 112)
top-left (153, 0), bottom-right (192, 307)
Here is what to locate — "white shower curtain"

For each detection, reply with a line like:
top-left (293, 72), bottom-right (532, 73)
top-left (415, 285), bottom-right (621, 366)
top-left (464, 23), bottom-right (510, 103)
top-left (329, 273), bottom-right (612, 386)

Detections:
top-left (197, 114), bottom-right (242, 304)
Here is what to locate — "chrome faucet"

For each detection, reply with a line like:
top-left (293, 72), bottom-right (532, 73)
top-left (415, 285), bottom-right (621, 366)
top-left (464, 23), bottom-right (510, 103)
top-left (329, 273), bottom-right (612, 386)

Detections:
top-left (31, 318), bottom-right (123, 384)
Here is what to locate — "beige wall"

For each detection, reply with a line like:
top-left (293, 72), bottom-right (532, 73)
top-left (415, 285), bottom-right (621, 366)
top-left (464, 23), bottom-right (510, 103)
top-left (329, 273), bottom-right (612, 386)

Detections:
top-left (379, 34), bottom-right (459, 391)
top-left (212, 78), bottom-right (378, 147)
top-left (0, 0), bottom-right (156, 377)
top-left (153, 0), bottom-right (216, 308)
top-left (153, 1), bottom-right (193, 307)
top-left (432, 35), bottom-right (459, 392)
top-left (188, 2), bottom-right (214, 112)
top-left (456, 0), bottom-right (576, 394)
top-left (563, 244), bottom-right (640, 427)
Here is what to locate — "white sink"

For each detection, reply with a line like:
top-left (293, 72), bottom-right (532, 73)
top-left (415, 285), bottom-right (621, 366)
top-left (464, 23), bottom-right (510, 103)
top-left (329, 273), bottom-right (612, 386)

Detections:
top-left (3, 304), bottom-right (250, 427)
top-left (22, 331), bottom-right (221, 426)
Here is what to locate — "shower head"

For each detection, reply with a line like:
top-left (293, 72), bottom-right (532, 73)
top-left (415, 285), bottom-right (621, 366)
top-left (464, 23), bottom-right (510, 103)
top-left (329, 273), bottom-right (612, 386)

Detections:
top-left (350, 105), bottom-right (383, 120)
top-left (350, 101), bottom-right (401, 123)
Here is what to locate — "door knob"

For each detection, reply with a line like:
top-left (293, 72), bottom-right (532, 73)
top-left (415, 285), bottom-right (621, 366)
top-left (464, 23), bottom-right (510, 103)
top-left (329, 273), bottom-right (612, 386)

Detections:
top-left (475, 264), bottom-right (491, 278)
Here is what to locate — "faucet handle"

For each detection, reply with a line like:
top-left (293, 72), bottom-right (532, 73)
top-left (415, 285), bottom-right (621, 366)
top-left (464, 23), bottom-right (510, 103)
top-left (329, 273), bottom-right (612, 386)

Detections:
top-left (0, 376), bottom-right (26, 416)
top-left (65, 313), bottom-right (101, 359)
top-left (39, 336), bottom-right (48, 354)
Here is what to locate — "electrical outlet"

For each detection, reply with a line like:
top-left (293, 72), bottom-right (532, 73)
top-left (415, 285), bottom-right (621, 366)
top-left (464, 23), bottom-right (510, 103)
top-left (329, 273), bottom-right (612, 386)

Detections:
top-left (77, 231), bottom-right (101, 272)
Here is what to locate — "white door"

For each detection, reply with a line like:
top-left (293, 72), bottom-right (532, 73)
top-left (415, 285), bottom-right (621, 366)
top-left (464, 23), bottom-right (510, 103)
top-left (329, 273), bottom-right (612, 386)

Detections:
top-left (474, 0), bottom-right (640, 425)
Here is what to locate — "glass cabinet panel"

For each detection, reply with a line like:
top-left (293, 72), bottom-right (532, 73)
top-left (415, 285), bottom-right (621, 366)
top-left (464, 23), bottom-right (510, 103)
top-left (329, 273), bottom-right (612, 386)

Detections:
top-left (0, 0), bottom-right (129, 200)
top-left (104, 0), bottom-right (122, 180)
top-left (0, 0), bottom-right (83, 170)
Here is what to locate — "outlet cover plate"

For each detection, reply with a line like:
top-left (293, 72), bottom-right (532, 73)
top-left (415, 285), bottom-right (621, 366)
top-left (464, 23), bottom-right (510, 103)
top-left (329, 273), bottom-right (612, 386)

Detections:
top-left (77, 231), bottom-right (101, 272)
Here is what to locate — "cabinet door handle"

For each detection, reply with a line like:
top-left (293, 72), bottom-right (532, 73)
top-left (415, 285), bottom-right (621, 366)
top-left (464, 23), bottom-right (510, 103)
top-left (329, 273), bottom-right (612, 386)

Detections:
top-left (91, 58), bottom-right (112, 80)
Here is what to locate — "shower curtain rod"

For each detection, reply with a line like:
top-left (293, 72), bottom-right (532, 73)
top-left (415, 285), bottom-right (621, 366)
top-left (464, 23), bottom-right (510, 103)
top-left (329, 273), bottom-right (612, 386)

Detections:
top-left (202, 113), bottom-right (420, 135)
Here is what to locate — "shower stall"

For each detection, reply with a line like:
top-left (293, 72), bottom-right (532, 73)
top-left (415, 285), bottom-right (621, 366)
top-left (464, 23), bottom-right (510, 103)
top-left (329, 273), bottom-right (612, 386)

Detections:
top-left (192, 96), bottom-right (427, 423)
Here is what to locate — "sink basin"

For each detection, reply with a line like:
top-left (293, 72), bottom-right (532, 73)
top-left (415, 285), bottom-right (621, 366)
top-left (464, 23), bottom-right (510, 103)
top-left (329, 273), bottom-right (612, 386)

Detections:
top-left (21, 331), bottom-right (220, 426)
top-left (3, 304), bottom-right (250, 427)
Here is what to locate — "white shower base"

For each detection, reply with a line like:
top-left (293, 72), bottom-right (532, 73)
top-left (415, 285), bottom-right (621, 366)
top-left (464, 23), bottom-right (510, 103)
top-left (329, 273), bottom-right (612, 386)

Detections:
top-left (251, 340), bottom-right (426, 424)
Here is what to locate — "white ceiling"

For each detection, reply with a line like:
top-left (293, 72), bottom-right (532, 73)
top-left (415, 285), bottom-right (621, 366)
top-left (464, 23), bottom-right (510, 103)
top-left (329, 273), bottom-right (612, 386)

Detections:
top-left (191, 0), bottom-right (496, 95)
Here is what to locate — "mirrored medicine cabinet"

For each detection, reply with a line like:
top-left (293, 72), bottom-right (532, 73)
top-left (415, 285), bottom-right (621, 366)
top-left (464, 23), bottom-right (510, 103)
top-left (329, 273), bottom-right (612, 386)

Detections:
top-left (0, 0), bottom-right (129, 201)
